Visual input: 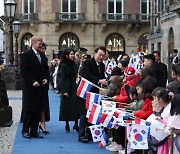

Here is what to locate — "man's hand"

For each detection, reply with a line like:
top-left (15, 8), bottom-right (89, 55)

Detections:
top-left (99, 79), bottom-right (108, 86)
top-left (42, 79), bottom-right (48, 85)
top-left (33, 81), bottom-right (40, 87)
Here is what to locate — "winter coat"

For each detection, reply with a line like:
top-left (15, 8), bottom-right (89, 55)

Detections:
top-left (20, 49), bottom-right (49, 112)
top-left (106, 75), bottom-right (123, 97)
top-left (115, 74), bottom-right (141, 107)
top-left (134, 97), bottom-right (153, 120)
top-left (77, 57), bottom-right (105, 115)
top-left (125, 100), bottom-right (143, 111)
top-left (59, 61), bottom-right (78, 121)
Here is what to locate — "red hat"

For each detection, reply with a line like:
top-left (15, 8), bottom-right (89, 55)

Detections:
top-left (124, 66), bottom-right (135, 76)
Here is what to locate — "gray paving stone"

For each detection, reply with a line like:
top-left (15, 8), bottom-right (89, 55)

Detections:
top-left (0, 90), bottom-right (22, 154)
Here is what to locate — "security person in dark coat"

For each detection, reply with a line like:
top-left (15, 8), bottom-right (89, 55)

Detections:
top-left (78, 46), bottom-right (108, 143)
top-left (20, 37), bottom-right (49, 138)
top-left (143, 54), bottom-right (166, 87)
top-left (153, 51), bottom-right (168, 87)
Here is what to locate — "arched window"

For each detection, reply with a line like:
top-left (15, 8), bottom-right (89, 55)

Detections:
top-left (138, 33), bottom-right (148, 54)
top-left (168, 27), bottom-right (174, 62)
top-left (59, 32), bottom-right (79, 51)
top-left (105, 33), bottom-right (125, 58)
top-left (21, 33), bottom-right (33, 53)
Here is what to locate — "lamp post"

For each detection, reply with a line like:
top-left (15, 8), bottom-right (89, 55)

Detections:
top-left (13, 21), bottom-right (20, 67)
top-left (4, 0), bottom-right (17, 66)
top-left (1, 0), bottom-right (22, 90)
top-left (0, 1), bottom-right (18, 127)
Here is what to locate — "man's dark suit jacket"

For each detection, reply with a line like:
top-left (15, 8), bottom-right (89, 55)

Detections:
top-left (79, 57), bottom-right (105, 94)
top-left (150, 61), bottom-right (167, 87)
top-left (20, 48), bottom-right (49, 112)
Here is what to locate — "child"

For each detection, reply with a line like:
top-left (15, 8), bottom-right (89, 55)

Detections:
top-left (154, 88), bottom-right (172, 154)
top-left (107, 67), bottom-right (140, 153)
top-left (112, 66), bottom-right (141, 106)
top-left (171, 63), bottom-right (180, 81)
top-left (111, 59), bottom-right (128, 76)
top-left (105, 75), bottom-right (123, 97)
top-left (125, 86), bottom-right (143, 111)
top-left (152, 87), bottom-right (165, 115)
top-left (167, 94), bottom-right (180, 154)
top-left (148, 87), bottom-right (168, 154)
top-left (134, 77), bottom-right (158, 120)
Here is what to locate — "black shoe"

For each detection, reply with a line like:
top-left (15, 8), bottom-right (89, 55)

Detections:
top-left (88, 137), bottom-right (93, 141)
top-left (22, 131), bottom-right (31, 139)
top-left (65, 125), bottom-right (70, 133)
top-left (78, 136), bottom-right (88, 143)
top-left (39, 125), bottom-right (49, 134)
top-left (73, 125), bottom-right (79, 132)
top-left (30, 133), bottom-right (44, 138)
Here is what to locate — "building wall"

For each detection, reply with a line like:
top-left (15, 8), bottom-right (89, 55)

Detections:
top-left (10, 0), bottom-right (150, 61)
top-left (148, 7), bottom-right (180, 66)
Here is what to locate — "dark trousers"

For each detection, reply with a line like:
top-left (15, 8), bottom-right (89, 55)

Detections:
top-left (113, 126), bottom-right (126, 148)
top-left (79, 115), bottom-right (86, 137)
top-left (22, 111), bottom-right (40, 134)
top-left (78, 115), bottom-right (92, 139)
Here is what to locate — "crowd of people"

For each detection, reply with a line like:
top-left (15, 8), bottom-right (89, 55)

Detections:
top-left (19, 36), bottom-right (180, 154)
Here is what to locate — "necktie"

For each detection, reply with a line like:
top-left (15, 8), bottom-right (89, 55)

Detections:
top-left (36, 52), bottom-right (41, 63)
top-left (98, 65), bottom-right (101, 74)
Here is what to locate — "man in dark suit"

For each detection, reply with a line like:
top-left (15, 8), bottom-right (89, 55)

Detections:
top-left (78, 46), bottom-right (108, 143)
top-left (20, 37), bottom-right (49, 138)
top-left (153, 51), bottom-right (168, 87)
top-left (143, 54), bottom-right (166, 87)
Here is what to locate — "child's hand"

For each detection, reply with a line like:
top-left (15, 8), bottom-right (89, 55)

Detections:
top-left (112, 96), bottom-right (116, 101)
top-left (155, 117), bottom-right (162, 121)
top-left (164, 126), bottom-right (171, 135)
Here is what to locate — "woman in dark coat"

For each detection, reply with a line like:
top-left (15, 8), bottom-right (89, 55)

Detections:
top-left (59, 49), bottom-right (78, 133)
top-left (39, 42), bottom-right (50, 134)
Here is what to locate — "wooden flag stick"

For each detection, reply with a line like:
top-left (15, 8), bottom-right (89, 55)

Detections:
top-left (170, 128), bottom-right (174, 154)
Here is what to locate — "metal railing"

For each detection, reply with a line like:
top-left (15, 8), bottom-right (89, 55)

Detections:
top-left (15, 13), bottom-right (38, 22)
top-left (55, 13), bottom-right (85, 22)
top-left (102, 13), bottom-right (150, 22)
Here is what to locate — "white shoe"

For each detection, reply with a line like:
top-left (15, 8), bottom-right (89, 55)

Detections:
top-left (108, 144), bottom-right (123, 152)
top-left (109, 137), bottom-right (113, 142)
top-left (118, 149), bottom-right (125, 154)
top-left (106, 142), bottom-right (117, 150)
top-left (126, 143), bottom-right (135, 154)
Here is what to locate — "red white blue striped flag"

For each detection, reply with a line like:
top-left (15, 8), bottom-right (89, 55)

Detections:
top-left (85, 92), bottom-right (102, 109)
top-left (76, 78), bottom-right (93, 99)
top-left (88, 103), bottom-right (101, 125)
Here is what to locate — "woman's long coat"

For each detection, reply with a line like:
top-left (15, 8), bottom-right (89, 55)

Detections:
top-left (59, 62), bottom-right (78, 121)
top-left (20, 49), bottom-right (49, 112)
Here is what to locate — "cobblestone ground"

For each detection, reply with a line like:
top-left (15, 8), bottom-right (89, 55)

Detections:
top-left (0, 90), bottom-right (22, 154)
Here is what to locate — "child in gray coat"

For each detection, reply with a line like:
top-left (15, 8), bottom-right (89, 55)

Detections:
top-left (125, 86), bottom-right (143, 111)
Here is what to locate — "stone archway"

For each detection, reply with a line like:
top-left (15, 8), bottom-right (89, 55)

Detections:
top-left (168, 27), bottom-right (174, 79)
top-left (59, 32), bottom-right (80, 52)
top-left (138, 33), bottom-right (148, 54)
top-left (105, 33), bottom-right (125, 58)
top-left (168, 28), bottom-right (174, 64)
top-left (21, 33), bottom-right (33, 53)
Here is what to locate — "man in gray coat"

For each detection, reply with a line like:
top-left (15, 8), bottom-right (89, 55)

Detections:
top-left (20, 37), bottom-right (49, 138)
